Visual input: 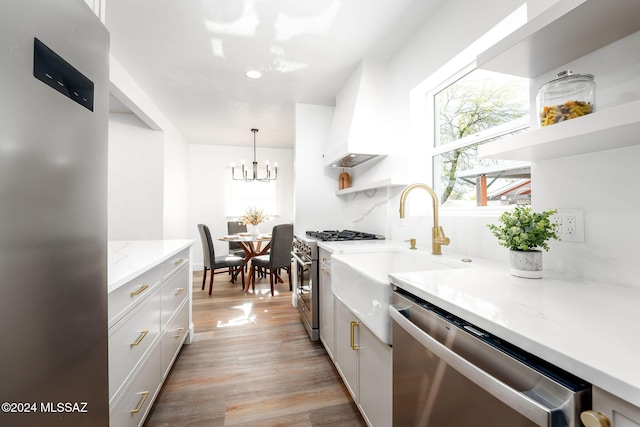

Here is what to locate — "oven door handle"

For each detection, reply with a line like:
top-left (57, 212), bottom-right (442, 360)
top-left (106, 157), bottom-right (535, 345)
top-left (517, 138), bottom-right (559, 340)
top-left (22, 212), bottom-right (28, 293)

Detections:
top-left (390, 305), bottom-right (563, 427)
top-left (291, 251), bottom-right (312, 266)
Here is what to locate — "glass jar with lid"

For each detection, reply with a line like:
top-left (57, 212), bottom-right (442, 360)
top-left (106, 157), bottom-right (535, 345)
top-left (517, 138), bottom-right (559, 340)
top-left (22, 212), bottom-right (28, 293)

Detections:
top-left (536, 70), bottom-right (595, 127)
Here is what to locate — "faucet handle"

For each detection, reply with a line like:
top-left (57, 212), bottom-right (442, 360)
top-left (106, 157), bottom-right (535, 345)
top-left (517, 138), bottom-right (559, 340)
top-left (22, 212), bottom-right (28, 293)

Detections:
top-left (435, 226), bottom-right (450, 245)
top-left (405, 238), bottom-right (417, 250)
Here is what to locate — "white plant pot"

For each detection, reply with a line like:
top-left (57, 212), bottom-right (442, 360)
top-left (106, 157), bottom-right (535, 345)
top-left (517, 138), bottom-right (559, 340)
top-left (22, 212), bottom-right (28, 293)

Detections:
top-left (250, 225), bottom-right (260, 238)
top-left (509, 249), bottom-right (543, 279)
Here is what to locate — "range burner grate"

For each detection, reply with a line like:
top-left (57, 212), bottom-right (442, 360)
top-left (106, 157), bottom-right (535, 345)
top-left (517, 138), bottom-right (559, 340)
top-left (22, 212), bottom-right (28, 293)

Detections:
top-left (305, 230), bottom-right (385, 242)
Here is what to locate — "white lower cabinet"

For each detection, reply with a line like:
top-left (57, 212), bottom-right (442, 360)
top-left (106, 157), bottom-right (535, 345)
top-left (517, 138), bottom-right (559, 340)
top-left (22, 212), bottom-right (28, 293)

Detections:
top-left (109, 287), bottom-right (161, 400)
top-left (160, 265), bottom-right (189, 328)
top-left (358, 323), bottom-right (392, 427)
top-left (108, 245), bottom-right (192, 427)
top-left (591, 386), bottom-right (640, 427)
top-left (335, 298), bottom-right (358, 398)
top-left (109, 345), bottom-right (162, 427)
top-left (319, 249), bottom-right (335, 359)
top-left (334, 298), bottom-right (392, 427)
top-left (160, 300), bottom-right (189, 379)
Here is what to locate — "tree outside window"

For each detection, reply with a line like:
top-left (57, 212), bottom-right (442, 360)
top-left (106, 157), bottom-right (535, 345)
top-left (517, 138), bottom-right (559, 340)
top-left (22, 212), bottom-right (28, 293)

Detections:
top-left (433, 69), bottom-right (530, 206)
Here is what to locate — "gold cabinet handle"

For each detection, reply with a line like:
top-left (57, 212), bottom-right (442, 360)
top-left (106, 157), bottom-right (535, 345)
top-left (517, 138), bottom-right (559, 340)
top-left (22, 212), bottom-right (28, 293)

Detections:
top-left (130, 330), bottom-right (149, 347)
top-left (174, 328), bottom-right (185, 338)
top-left (174, 287), bottom-right (184, 296)
top-left (130, 284), bottom-right (149, 297)
top-left (350, 320), bottom-right (359, 350)
top-left (320, 267), bottom-right (329, 274)
top-left (173, 258), bottom-right (185, 265)
top-left (129, 390), bottom-right (149, 414)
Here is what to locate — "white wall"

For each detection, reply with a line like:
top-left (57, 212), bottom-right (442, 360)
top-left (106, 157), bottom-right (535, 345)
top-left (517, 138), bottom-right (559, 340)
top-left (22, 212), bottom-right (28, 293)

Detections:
top-left (162, 125), bottom-right (190, 239)
top-left (533, 146), bottom-right (640, 286)
top-left (108, 113), bottom-right (164, 240)
top-left (188, 144), bottom-right (294, 270)
top-left (109, 56), bottom-right (191, 240)
top-left (294, 104), bottom-right (351, 233)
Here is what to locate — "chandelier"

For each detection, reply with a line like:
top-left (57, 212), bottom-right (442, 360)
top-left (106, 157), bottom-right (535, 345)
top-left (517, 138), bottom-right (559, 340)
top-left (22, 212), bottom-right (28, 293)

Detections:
top-left (231, 128), bottom-right (278, 182)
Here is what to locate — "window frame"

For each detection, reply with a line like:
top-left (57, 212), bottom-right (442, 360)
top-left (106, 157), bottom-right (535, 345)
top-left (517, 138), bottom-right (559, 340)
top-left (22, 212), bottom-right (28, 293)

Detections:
top-left (409, 5), bottom-right (531, 212)
top-left (428, 67), bottom-right (532, 208)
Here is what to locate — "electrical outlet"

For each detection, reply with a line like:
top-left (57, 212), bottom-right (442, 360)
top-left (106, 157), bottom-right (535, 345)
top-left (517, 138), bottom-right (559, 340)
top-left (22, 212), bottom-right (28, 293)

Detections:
top-left (564, 215), bottom-right (576, 235)
top-left (553, 209), bottom-right (584, 242)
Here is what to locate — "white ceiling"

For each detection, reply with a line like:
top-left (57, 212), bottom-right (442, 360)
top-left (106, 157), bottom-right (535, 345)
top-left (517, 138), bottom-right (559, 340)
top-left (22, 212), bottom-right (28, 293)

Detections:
top-left (105, 0), bottom-right (443, 149)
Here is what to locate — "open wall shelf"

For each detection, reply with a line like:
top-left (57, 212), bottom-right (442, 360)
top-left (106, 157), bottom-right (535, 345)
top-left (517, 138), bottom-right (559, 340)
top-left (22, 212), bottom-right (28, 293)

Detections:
top-left (336, 178), bottom-right (408, 196)
top-left (476, 0), bottom-right (640, 161)
top-left (478, 100), bottom-right (640, 161)
top-left (477, 0), bottom-right (640, 78)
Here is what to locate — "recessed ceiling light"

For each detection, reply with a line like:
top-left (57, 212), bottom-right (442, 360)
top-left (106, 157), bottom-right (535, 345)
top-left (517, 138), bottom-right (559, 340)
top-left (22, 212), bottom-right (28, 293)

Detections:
top-left (246, 70), bottom-right (262, 79)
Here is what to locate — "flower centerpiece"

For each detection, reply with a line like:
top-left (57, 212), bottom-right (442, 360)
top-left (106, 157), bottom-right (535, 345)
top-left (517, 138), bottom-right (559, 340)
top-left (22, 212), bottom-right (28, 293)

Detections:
top-left (239, 206), bottom-right (268, 237)
top-left (486, 205), bottom-right (560, 278)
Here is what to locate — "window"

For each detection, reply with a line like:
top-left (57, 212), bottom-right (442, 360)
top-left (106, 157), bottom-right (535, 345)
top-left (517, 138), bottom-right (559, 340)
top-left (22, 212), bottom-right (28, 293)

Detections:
top-left (410, 4), bottom-right (531, 208)
top-left (432, 67), bottom-right (530, 207)
top-left (225, 170), bottom-right (279, 218)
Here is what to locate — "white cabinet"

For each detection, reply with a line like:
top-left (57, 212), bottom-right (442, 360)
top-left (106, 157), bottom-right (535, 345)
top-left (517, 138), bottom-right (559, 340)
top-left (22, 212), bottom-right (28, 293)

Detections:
top-left (588, 386), bottom-right (640, 427)
top-left (319, 249), bottom-right (335, 359)
top-left (109, 346), bottom-right (162, 427)
top-left (108, 244), bottom-right (192, 427)
top-left (160, 263), bottom-right (189, 328)
top-left (334, 298), bottom-right (392, 427)
top-left (108, 264), bottom-right (162, 329)
top-left (358, 325), bottom-right (392, 427)
top-left (335, 298), bottom-right (359, 399)
top-left (477, 0), bottom-right (640, 162)
top-left (109, 286), bottom-right (161, 399)
top-left (160, 299), bottom-right (189, 379)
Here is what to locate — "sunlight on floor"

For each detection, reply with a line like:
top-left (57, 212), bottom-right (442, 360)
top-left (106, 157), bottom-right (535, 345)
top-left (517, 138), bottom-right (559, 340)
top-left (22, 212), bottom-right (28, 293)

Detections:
top-left (216, 302), bottom-right (256, 327)
top-left (255, 288), bottom-right (280, 297)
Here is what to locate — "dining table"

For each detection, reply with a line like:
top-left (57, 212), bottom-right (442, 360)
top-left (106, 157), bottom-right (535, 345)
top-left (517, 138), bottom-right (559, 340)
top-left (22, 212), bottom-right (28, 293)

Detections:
top-left (219, 233), bottom-right (272, 292)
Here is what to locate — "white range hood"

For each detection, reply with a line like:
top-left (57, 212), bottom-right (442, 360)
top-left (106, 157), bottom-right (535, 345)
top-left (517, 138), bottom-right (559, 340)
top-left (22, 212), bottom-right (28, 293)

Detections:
top-left (324, 60), bottom-right (389, 168)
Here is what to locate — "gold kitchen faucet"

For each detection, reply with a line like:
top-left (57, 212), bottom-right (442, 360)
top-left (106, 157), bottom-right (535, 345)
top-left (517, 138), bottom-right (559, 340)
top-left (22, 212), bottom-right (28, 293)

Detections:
top-left (399, 184), bottom-right (450, 255)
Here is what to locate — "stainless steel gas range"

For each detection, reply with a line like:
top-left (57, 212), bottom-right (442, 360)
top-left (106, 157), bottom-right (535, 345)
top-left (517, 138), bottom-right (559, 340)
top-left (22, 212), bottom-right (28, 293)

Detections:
top-left (292, 230), bottom-right (385, 341)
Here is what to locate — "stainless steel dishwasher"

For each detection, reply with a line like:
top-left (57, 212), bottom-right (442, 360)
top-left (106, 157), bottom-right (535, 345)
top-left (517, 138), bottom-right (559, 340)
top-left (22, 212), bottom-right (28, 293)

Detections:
top-left (390, 288), bottom-right (591, 427)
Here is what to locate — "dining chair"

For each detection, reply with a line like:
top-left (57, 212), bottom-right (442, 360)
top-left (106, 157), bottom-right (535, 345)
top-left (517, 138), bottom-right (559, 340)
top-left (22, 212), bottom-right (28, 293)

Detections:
top-left (227, 221), bottom-right (247, 257)
top-left (250, 223), bottom-right (293, 296)
top-left (197, 224), bottom-right (245, 295)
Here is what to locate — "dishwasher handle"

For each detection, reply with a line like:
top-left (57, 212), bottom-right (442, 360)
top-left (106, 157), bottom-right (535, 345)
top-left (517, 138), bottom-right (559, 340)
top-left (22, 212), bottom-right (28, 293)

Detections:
top-left (390, 305), bottom-right (562, 427)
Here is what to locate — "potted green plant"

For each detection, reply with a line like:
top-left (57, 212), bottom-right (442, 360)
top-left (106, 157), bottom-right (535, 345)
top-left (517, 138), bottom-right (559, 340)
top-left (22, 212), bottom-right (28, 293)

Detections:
top-left (486, 205), bottom-right (560, 278)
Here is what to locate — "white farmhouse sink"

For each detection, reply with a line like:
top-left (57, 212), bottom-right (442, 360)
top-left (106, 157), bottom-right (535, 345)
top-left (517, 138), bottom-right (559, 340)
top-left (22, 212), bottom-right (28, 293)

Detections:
top-left (331, 248), bottom-right (460, 344)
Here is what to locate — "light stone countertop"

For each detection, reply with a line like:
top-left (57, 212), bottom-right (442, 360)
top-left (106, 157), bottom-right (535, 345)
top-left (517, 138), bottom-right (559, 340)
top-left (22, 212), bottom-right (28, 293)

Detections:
top-left (319, 239), bottom-right (640, 409)
top-left (108, 240), bottom-right (195, 293)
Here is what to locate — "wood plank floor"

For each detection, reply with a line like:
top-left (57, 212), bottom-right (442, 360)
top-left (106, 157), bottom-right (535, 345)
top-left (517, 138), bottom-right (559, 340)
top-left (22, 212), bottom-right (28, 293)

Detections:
top-left (144, 269), bottom-right (366, 426)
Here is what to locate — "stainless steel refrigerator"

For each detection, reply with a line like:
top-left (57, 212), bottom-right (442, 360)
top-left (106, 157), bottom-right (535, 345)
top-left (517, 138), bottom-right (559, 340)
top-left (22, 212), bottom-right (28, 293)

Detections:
top-left (0, 1), bottom-right (110, 425)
